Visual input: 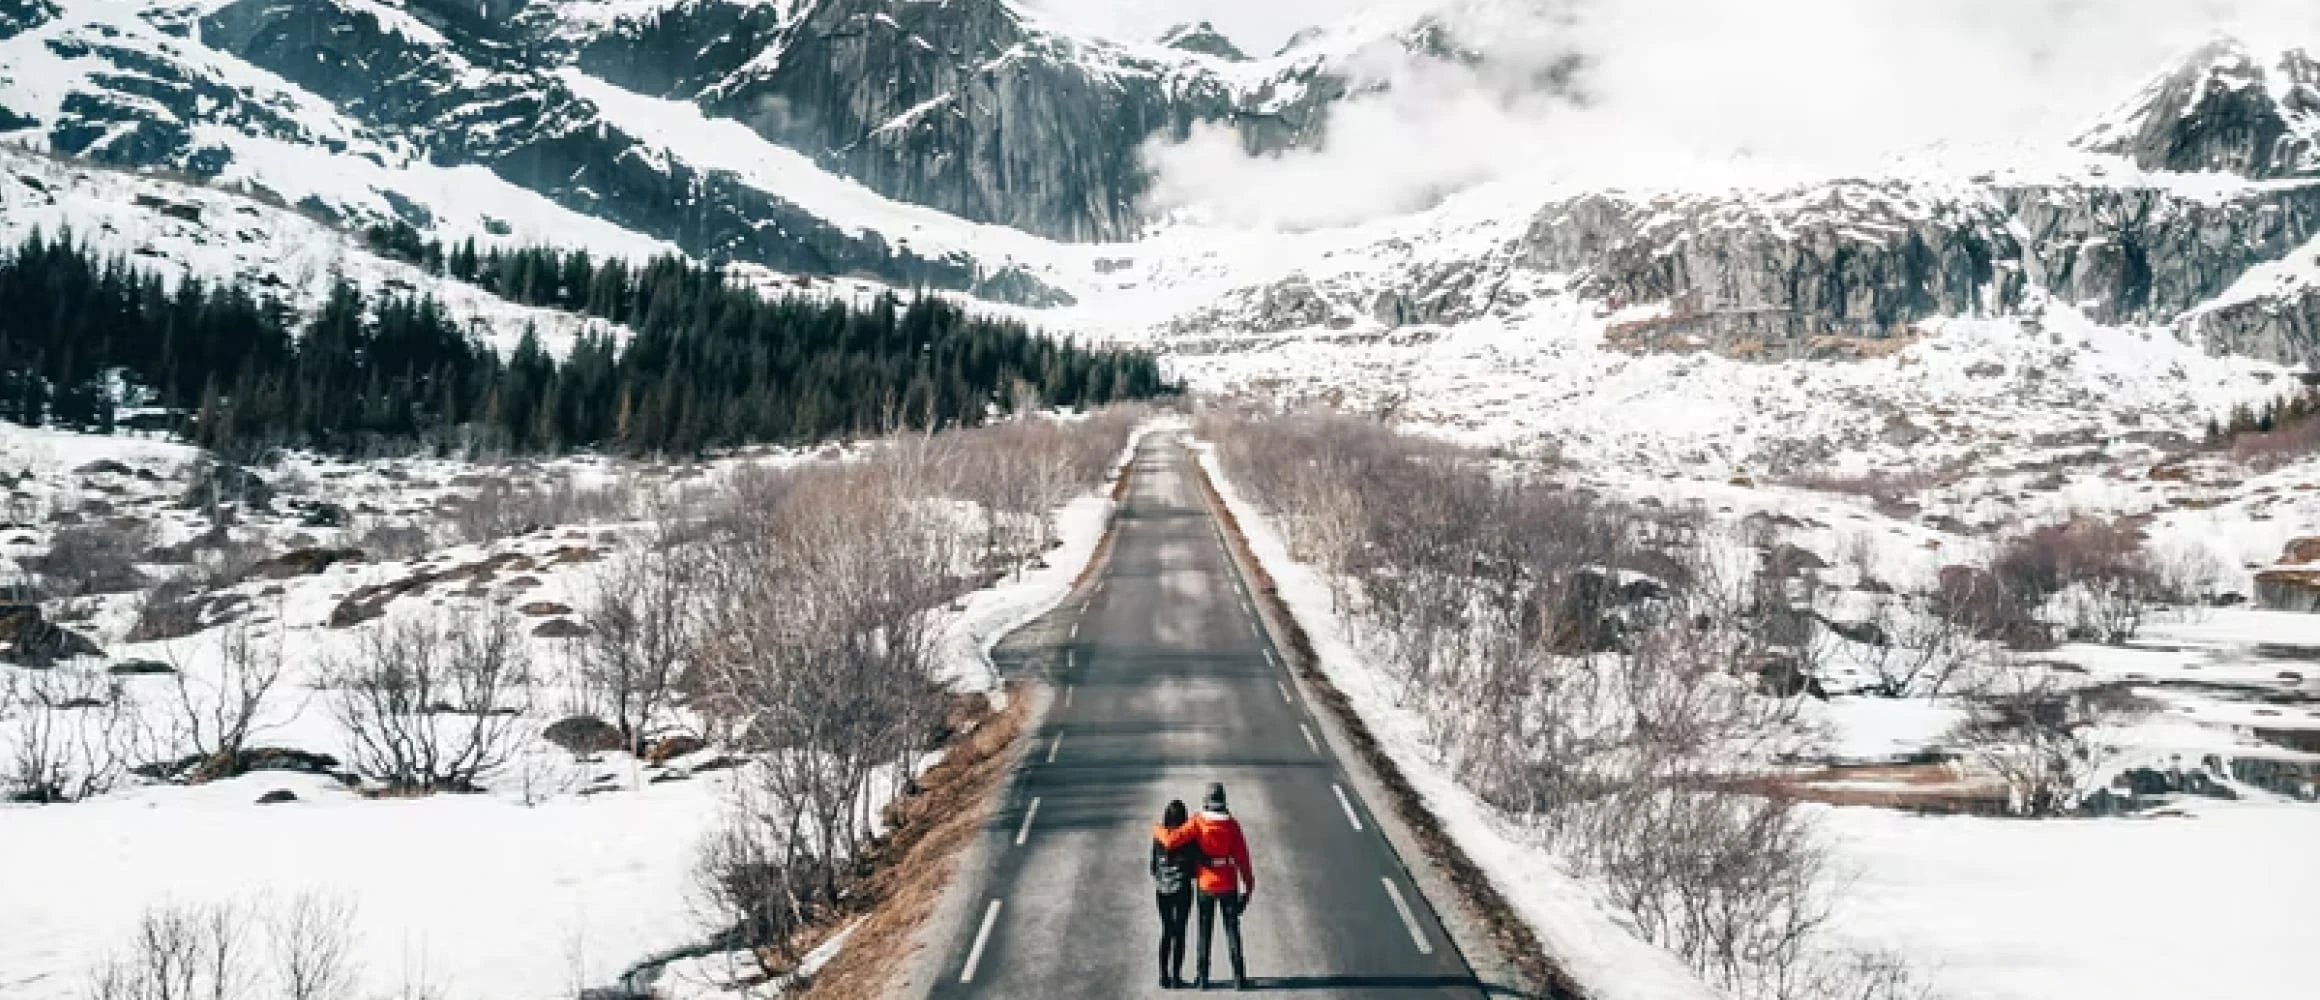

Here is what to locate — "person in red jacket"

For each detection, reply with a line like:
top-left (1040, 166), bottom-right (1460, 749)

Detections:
top-left (1158, 782), bottom-right (1255, 990)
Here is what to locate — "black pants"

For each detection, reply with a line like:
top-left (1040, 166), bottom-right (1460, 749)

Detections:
top-left (1195, 889), bottom-right (1246, 981)
top-left (1157, 889), bottom-right (1192, 980)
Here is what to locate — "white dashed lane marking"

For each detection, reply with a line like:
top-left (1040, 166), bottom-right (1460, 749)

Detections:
top-left (1333, 784), bottom-right (1365, 832)
top-left (1015, 797), bottom-right (1042, 846)
top-left (1382, 879), bottom-right (1434, 956)
top-left (960, 900), bottom-right (1003, 983)
top-left (1300, 723), bottom-right (1320, 755)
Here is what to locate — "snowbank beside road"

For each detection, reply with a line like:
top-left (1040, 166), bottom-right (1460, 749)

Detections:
top-left (935, 419), bottom-right (1177, 693)
top-left (1190, 441), bottom-right (1726, 1000)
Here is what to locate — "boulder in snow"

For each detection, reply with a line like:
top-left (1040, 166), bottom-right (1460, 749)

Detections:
top-left (543, 715), bottom-right (625, 754)
top-left (0, 603), bottom-right (103, 666)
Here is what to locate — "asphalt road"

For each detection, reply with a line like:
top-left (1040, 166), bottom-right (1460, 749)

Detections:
top-left (927, 435), bottom-right (1486, 998)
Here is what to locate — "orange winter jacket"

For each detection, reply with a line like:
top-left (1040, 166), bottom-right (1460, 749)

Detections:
top-left (1158, 811), bottom-right (1254, 896)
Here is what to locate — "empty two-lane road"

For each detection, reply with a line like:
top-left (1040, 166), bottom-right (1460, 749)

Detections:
top-left (927, 435), bottom-right (1486, 998)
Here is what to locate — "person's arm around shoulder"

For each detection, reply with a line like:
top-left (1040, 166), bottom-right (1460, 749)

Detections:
top-left (1154, 822), bottom-right (1196, 851)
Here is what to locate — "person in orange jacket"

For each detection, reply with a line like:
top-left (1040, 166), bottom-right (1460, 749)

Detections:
top-left (1156, 782), bottom-right (1255, 990)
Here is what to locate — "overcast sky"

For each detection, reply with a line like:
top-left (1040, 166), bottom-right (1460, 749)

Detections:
top-left (1050, 0), bottom-right (2320, 230)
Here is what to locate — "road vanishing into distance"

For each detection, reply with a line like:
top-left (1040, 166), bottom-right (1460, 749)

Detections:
top-left (926, 435), bottom-right (1489, 998)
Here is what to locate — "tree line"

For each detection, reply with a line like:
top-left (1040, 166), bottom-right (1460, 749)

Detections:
top-left (0, 228), bottom-right (1171, 456)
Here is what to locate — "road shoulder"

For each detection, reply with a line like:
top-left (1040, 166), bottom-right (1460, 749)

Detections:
top-left (1183, 438), bottom-right (1583, 1000)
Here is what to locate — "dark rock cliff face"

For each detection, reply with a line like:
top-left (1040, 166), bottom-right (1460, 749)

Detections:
top-left (2077, 41), bottom-right (2320, 180)
top-left (2002, 184), bottom-right (2320, 323)
top-left (2191, 284), bottom-right (2320, 367)
top-left (191, 0), bottom-right (1054, 302)
top-left (1522, 186), bottom-right (2027, 343)
top-left (571, 0), bottom-right (793, 99)
top-left (1190, 174), bottom-right (2320, 365)
top-left (694, 0), bottom-right (1248, 242)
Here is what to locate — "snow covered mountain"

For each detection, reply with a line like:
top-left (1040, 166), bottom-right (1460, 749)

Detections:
top-left (0, 0), bottom-right (1463, 271)
top-left (6, 1), bottom-right (2320, 475)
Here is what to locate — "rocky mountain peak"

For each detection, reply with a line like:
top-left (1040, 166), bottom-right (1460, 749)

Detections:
top-left (2076, 37), bottom-right (2320, 179)
top-left (1159, 21), bottom-right (1247, 62)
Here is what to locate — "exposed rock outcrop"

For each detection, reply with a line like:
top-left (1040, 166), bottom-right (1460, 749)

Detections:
top-left (2075, 40), bottom-right (2320, 180)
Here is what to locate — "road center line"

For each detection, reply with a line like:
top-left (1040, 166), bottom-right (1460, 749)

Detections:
top-left (1046, 732), bottom-right (1063, 764)
top-left (1276, 680), bottom-right (1293, 704)
top-left (1263, 649), bottom-right (1277, 669)
top-left (1332, 783), bottom-right (1364, 831)
top-left (1247, 618), bottom-right (1260, 639)
top-left (1381, 879), bottom-right (1435, 955)
top-left (1070, 622), bottom-right (1080, 639)
top-left (1015, 797), bottom-right (1042, 845)
top-left (1300, 723), bottom-right (1320, 754)
top-left (1063, 685), bottom-right (1074, 708)
top-left (960, 899), bottom-right (1003, 983)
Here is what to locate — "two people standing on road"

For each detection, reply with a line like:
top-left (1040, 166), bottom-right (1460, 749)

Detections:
top-left (1153, 782), bottom-right (1256, 990)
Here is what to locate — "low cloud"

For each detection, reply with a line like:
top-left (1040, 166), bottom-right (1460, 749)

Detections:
top-left (1139, 0), bottom-right (2320, 230)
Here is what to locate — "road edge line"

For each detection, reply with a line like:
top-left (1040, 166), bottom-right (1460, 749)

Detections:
top-left (1184, 436), bottom-right (1582, 1000)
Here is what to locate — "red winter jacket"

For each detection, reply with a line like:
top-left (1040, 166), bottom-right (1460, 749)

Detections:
top-left (1158, 811), bottom-right (1255, 896)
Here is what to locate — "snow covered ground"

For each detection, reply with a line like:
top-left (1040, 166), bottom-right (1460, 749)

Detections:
top-left (1823, 800), bottom-right (2320, 1000)
top-left (1195, 424), bottom-right (2320, 1000)
top-left (0, 419), bottom-right (1139, 1000)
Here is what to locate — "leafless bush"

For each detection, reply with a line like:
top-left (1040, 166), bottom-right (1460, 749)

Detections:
top-left (444, 468), bottom-right (636, 545)
top-left (577, 544), bottom-right (703, 754)
top-left (328, 607), bottom-right (534, 792)
top-left (84, 901), bottom-right (256, 1000)
top-left (351, 518), bottom-right (436, 561)
top-left (1987, 518), bottom-right (2161, 645)
top-left (128, 577), bottom-right (209, 642)
top-left (1202, 406), bottom-right (1871, 998)
top-left (1779, 948), bottom-right (1937, 1000)
top-left (1588, 790), bottom-right (1828, 993)
top-left (1953, 664), bottom-right (2127, 817)
top-left (1781, 465), bottom-right (1949, 510)
top-left (140, 622), bottom-right (292, 781)
top-left (30, 519), bottom-right (154, 596)
top-left (694, 794), bottom-right (821, 969)
top-left (1836, 598), bottom-right (1978, 698)
top-left (690, 457), bottom-right (964, 960)
top-left (269, 893), bottom-right (361, 1000)
top-left (82, 895), bottom-right (360, 1000)
top-left (8, 670), bottom-right (129, 803)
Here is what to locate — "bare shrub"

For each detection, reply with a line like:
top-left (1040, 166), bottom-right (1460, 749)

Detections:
top-left (444, 467), bottom-right (635, 545)
top-left (83, 902), bottom-right (256, 1000)
top-left (1953, 664), bottom-right (2128, 816)
top-left (1780, 948), bottom-right (1937, 1000)
top-left (30, 520), bottom-right (154, 596)
top-left (83, 895), bottom-right (360, 1000)
top-left (8, 670), bottom-right (129, 803)
top-left (351, 518), bottom-right (436, 562)
top-left (127, 577), bottom-right (208, 643)
top-left (269, 893), bottom-right (361, 1000)
top-left (141, 622), bottom-right (292, 781)
top-left (328, 607), bottom-right (534, 792)
top-left (576, 544), bottom-right (702, 754)
top-left (1988, 518), bottom-right (2160, 645)
top-left (691, 457), bottom-right (964, 964)
top-left (1201, 406), bottom-right (1866, 997)
top-left (1588, 790), bottom-right (1827, 994)
top-left (1837, 598), bottom-right (1978, 698)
